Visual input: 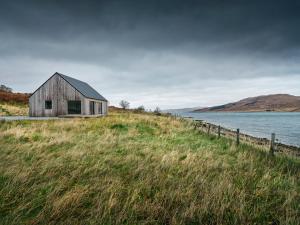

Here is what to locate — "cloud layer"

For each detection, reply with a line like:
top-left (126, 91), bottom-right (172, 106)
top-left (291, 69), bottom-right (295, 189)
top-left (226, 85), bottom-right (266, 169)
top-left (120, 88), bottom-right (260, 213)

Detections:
top-left (1, 0), bottom-right (300, 108)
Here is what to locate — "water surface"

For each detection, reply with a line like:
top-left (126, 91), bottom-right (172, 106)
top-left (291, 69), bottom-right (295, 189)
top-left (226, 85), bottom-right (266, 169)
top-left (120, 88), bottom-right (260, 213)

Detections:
top-left (174, 112), bottom-right (300, 147)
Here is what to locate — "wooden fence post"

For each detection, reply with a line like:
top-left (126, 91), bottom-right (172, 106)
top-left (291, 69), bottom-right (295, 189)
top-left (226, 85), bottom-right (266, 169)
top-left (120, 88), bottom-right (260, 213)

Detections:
top-left (208, 124), bottom-right (211, 135)
top-left (218, 125), bottom-right (221, 138)
top-left (236, 129), bottom-right (240, 145)
top-left (194, 122), bottom-right (199, 130)
top-left (270, 133), bottom-right (275, 155)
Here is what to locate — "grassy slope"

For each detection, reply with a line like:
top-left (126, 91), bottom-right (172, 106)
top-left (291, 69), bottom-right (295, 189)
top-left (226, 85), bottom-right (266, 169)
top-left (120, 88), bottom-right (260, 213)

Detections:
top-left (0, 102), bottom-right (28, 116)
top-left (0, 112), bottom-right (299, 225)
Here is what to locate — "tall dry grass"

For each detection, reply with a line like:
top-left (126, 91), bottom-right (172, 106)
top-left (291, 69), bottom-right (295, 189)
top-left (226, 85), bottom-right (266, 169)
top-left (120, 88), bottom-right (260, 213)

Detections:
top-left (0, 112), bottom-right (299, 225)
top-left (0, 103), bottom-right (28, 116)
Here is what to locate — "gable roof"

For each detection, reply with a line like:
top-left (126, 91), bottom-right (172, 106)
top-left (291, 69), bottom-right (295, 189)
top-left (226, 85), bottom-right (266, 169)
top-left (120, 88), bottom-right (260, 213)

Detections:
top-left (30, 72), bottom-right (107, 102)
top-left (56, 73), bottom-right (107, 101)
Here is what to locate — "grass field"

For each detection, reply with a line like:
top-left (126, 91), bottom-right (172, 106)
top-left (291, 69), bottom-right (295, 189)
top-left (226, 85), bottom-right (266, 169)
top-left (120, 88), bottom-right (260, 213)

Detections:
top-left (0, 111), bottom-right (299, 225)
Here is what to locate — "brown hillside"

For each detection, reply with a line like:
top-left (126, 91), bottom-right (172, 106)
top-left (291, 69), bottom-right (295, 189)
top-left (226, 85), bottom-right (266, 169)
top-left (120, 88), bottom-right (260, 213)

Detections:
top-left (0, 91), bottom-right (30, 104)
top-left (195, 94), bottom-right (300, 112)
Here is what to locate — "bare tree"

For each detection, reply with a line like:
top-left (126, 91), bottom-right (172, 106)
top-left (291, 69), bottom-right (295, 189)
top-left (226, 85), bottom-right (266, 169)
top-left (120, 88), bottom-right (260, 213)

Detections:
top-left (119, 100), bottom-right (130, 109)
top-left (154, 107), bottom-right (161, 115)
top-left (0, 85), bottom-right (12, 92)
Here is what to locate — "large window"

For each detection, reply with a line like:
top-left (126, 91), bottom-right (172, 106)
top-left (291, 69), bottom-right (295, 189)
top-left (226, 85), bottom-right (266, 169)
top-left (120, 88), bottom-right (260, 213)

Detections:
top-left (68, 101), bottom-right (81, 114)
top-left (45, 100), bottom-right (52, 109)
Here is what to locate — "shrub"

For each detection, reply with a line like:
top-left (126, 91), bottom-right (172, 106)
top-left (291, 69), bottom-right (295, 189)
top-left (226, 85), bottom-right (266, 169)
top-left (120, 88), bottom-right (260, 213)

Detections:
top-left (134, 105), bottom-right (146, 113)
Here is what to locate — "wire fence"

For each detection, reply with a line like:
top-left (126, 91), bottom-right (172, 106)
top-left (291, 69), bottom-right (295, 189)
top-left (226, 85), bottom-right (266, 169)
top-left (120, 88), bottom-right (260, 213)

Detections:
top-left (175, 115), bottom-right (300, 158)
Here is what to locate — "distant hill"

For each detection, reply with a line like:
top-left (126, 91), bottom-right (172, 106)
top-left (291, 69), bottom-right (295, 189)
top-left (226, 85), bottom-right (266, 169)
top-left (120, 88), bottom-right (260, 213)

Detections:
top-left (194, 94), bottom-right (300, 112)
top-left (163, 107), bottom-right (204, 113)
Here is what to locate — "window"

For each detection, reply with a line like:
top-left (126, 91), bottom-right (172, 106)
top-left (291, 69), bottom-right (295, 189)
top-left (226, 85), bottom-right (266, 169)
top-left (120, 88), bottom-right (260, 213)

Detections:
top-left (68, 101), bottom-right (81, 114)
top-left (45, 100), bottom-right (52, 109)
top-left (98, 102), bottom-right (103, 114)
top-left (90, 101), bottom-right (95, 115)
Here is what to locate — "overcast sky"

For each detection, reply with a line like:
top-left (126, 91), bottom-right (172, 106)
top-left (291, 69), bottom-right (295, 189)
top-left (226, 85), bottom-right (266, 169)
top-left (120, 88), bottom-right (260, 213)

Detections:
top-left (1, 0), bottom-right (300, 109)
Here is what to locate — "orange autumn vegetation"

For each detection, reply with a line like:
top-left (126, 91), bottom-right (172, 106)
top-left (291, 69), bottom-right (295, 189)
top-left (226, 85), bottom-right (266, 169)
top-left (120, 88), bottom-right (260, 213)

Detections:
top-left (0, 91), bottom-right (30, 104)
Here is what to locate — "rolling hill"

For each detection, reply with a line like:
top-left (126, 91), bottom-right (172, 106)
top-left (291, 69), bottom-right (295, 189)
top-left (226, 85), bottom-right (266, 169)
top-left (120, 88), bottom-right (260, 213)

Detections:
top-left (194, 94), bottom-right (300, 112)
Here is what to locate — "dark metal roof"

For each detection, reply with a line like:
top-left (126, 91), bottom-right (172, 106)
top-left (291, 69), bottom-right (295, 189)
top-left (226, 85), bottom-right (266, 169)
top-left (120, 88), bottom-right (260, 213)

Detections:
top-left (56, 72), bottom-right (107, 101)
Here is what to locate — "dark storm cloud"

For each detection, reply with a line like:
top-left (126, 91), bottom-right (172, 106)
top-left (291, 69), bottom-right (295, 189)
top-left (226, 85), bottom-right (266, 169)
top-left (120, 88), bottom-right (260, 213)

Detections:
top-left (1, 0), bottom-right (300, 54)
top-left (1, 0), bottom-right (300, 108)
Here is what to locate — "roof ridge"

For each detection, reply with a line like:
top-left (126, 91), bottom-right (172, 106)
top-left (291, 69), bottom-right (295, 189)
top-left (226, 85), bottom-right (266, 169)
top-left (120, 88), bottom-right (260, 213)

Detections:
top-left (56, 72), bottom-right (84, 81)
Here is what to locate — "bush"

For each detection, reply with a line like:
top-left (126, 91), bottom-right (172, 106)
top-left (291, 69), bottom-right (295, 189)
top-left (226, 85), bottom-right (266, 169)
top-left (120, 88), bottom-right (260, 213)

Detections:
top-left (134, 105), bottom-right (145, 113)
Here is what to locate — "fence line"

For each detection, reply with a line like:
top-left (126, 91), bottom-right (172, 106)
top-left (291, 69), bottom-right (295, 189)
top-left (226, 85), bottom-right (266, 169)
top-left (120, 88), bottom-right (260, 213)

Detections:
top-left (190, 119), bottom-right (300, 157)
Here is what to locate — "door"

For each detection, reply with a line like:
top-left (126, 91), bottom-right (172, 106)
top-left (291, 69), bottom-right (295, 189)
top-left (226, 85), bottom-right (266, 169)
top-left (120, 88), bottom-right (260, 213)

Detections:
top-left (90, 101), bottom-right (95, 115)
top-left (68, 101), bottom-right (81, 114)
top-left (99, 102), bottom-right (102, 114)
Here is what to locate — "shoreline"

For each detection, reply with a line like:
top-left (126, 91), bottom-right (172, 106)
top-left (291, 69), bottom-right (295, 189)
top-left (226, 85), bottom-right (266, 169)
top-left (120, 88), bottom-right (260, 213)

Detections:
top-left (181, 116), bottom-right (300, 157)
top-left (189, 111), bottom-right (300, 113)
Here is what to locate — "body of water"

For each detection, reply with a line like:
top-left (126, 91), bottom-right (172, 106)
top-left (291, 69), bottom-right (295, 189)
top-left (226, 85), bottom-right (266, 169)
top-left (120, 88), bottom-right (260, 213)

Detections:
top-left (173, 112), bottom-right (300, 147)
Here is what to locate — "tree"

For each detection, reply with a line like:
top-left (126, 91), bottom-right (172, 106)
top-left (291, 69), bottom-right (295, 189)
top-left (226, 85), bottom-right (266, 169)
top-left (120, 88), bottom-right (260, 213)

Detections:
top-left (119, 100), bottom-right (130, 109)
top-left (154, 107), bottom-right (161, 115)
top-left (0, 84), bottom-right (12, 92)
top-left (136, 105), bottom-right (145, 112)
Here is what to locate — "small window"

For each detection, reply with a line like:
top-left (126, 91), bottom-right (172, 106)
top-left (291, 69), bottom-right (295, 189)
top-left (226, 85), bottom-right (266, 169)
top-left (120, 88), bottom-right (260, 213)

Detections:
top-left (45, 100), bottom-right (52, 109)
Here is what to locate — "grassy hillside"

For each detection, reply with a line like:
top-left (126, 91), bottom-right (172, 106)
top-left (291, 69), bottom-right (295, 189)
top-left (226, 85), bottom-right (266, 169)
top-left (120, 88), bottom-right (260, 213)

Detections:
top-left (0, 111), bottom-right (299, 225)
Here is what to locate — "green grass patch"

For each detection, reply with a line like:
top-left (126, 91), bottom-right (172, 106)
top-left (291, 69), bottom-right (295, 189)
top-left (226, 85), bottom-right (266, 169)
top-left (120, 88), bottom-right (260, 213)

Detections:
top-left (110, 123), bottom-right (129, 133)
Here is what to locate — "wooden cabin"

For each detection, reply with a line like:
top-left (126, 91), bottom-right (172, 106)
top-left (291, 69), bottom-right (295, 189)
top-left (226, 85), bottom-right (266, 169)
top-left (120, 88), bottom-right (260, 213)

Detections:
top-left (29, 72), bottom-right (108, 117)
